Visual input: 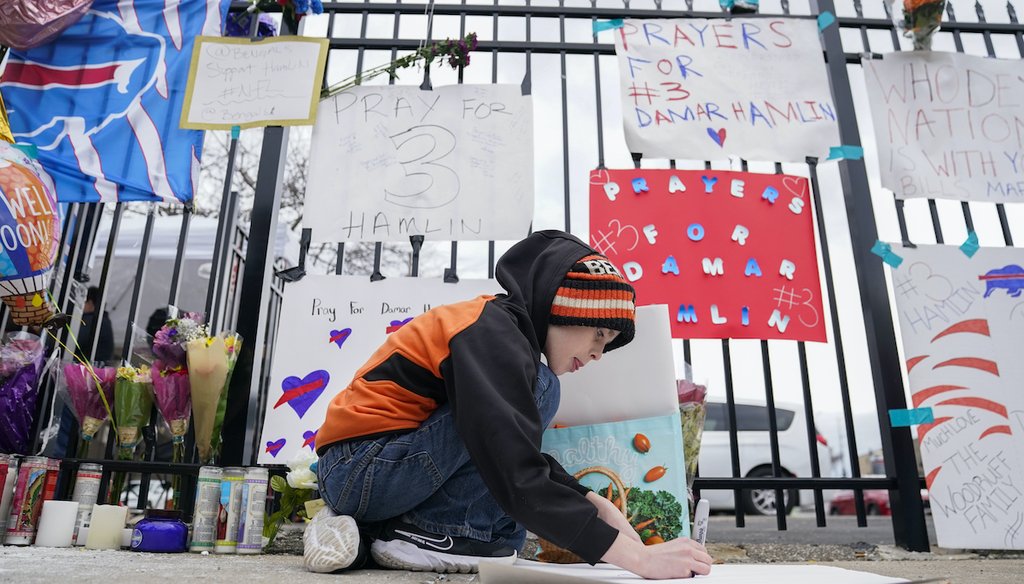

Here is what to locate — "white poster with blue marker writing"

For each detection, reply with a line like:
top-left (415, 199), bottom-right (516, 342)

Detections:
top-left (890, 244), bottom-right (1024, 549)
top-left (614, 18), bottom-right (840, 162)
top-left (257, 275), bottom-right (498, 465)
top-left (303, 84), bottom-right (534, 242)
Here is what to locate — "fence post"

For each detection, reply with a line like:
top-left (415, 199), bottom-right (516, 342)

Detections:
top-left (812, 0), bottom-right (929, 551)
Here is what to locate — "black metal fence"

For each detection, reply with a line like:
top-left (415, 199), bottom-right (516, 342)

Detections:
top-left (5, 0), bottom-right (1023, 551)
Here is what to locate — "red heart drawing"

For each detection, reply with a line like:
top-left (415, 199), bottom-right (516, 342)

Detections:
top-left (707, 127), bottom-right (727, 147)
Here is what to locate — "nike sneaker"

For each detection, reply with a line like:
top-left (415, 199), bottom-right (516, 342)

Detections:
top-left (369, 518), bottom-right (517, 573)
top-left (303, 509), bottom-right (369, 573)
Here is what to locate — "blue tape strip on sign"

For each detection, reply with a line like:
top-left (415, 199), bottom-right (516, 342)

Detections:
top-left (817, 11), bottom-right (837, 30)
top-left (593, 19), bottom-right (624, 34)
top-left (231, 125), bottom-right (241, 139)
top-left (870, 240), bottom-right (903, 268)
top-left (960, 231), bottom-right (979, 258)
top-left (827, 145), bottom-right (864, 160)
top-left (889, 407), bottom-right (934, 427)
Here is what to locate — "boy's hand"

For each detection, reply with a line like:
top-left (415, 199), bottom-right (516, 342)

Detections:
top-left (603, 532), bottom-right (713, 580)
top-left (585, 491), bottom-right (642, 544)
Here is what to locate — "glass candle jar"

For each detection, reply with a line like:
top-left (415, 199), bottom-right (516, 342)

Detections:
top-left (130, 509), bottom-right (188, 553)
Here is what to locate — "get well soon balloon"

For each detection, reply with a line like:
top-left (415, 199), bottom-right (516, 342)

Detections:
top-left (0, 142), bottom-right (61, 326)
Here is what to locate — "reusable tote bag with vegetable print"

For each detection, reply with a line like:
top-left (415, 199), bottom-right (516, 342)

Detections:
top-left (541, 411), bottom-right (690, 550)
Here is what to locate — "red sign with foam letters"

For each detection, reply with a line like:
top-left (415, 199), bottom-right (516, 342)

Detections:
top-left (589, 168), bottom-right (826, 342)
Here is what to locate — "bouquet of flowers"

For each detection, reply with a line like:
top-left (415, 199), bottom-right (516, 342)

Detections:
top-left (185, 328), bottom-right (242, 464)
top-left (677, 377), bottom-right (708, 517)
top-left (0, 332), bottom-right (45, 454)
top-left (892, 0), bottom-right (946, 50)
top-left (209, 332), bottom-right (242, 462)
top-left (110, 365), bottom-right (153, 501)
top-left (63, 363), bottom-right (117, 458)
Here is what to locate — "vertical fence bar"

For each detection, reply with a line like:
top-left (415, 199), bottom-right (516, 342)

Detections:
top-left (168, 209), bottom-right (193, 306)
top-left (815, 0), bottom-right (929, 551)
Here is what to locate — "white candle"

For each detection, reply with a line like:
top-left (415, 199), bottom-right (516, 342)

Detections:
top-left (85, 505), bottom-right (127, 550)
top-left (34, 501), bottom-right (80, 548)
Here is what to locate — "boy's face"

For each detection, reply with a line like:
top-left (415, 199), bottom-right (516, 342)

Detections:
top-left (544, 325), bottom-right (620, 376)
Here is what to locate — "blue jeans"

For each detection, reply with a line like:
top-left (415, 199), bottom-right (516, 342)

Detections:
top-left (317, 362), bottom-right (560, 551)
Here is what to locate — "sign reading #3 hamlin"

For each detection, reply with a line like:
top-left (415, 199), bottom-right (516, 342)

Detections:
top-left (303, 84), bottom-right (534, 242)
top-left (864, 52), bottom-right (1024, 203)
top-left (889, 244), bottom-right (1024, 549)
top-left (614, 18), bottom-right (840, 162)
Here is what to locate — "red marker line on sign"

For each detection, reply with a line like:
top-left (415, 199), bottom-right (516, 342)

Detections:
top-left (274, 379), bottom-right (325, 409)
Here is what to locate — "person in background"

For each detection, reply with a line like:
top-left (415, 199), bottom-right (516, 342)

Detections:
top-left (75, 286), bottom-right (114, 364)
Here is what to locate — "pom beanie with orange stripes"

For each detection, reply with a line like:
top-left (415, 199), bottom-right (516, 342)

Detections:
top-left (549, 254), bottom-right (636, 352)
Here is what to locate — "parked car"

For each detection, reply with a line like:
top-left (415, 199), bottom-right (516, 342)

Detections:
top-left (697, 399), bottom-right (832, 516)
top-left (828, 481), bottom-right (930, 516)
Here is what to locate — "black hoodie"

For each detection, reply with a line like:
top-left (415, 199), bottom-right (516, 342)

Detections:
top-left (318, 230), bottom-right (622, 563)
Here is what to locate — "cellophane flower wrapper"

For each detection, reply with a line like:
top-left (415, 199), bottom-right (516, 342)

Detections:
top-left (891, 0), bottom-right (946, 50)
top-left (151, 363), bottom-right (190, 508)
top-left (114, 368), bottom-right (154, 459)
top-left (63, 363), bottom-right (116, 458)
top-left (187, 337), bottom-right (229, 464)
top-left (0, 333), bottom-right (44, 455)
top-left (151, 363), bottom-right (191, 456)
top-left (677, 377), bottom-right (708, 514)
top-left (209, 333), bottom-right (242, 461)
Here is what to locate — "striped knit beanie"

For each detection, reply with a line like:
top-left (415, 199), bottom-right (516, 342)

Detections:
top-left (550, 254), bottom-right (636, 352)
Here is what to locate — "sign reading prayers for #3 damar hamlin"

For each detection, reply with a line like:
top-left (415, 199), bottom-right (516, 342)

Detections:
top-left (589, 169), bottom-right (826, 342)
top-left (889, 245), bottom-right (1024, 549)
top-left (864, 52), bottom-right (1024, 203)
top-left (614, 18), bottom-right (840, 162)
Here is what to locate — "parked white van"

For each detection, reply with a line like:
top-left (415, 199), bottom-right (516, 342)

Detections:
top-left (697, 399), bottom-right (833, 515)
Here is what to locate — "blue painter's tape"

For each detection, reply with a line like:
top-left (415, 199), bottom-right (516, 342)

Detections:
top-left (827, 145), bottom-right (864, 160)
top-left (231, 125), bottom-right (241, 139)
top-left (593, 19), bottom-right (624, 34)
top-left (871, 240), bottom-right (903, 268)
top-left (817, 11), bottom-right (837, 30)
top-left (890, 407), bottom-right (934, 427)
top-left (960, 231), bottom-right (980, 258)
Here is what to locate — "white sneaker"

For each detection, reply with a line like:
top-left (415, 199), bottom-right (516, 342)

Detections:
top-left (303, 509), bottom-right (367, 573)
top-left (369, 518), bottom-right (517, 574)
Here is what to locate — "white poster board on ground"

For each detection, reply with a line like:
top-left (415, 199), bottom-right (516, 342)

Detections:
top-left (257, 275), bottom-right (497, 465)
top-left (614, 18), bottom-right (840, 162)
top-left (552, 305), bottom-right (678, 426)
top-left (180, 36), bottom-right (328, 129)
top-left (890, 244), bottom-right (1024, 549)
top-left (864, 52), bottom-right (1024, 202)
top-left (303, 84), bottom-right (534, 242)
top-left (479, 561), bottom-right (907, 583)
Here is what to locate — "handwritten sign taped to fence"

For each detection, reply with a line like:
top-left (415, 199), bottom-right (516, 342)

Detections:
top-left (864, 52), bottom-right (1024, 202)
top-left (614, 18), bottom-right (840, 162)
top-left (589, 168), bottom-right (826, 342)
top-left (303, 84), bottom-right (534, 242)
top-left (889, 244), bottom-right (1024, 550)
top-left (257, 275), bottom-right (497, 465)
top-left (180, 36), bottom-right (328, 129)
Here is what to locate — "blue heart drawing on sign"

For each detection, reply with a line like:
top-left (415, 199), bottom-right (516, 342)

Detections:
top-left (706, 127), bottom-right (727, 147)
top-left (329, 328), bottom-right (352, 349)
top-left (265, 439), bottom-right (286, 457)
top-left (275, 370), bottom-right (331, 419)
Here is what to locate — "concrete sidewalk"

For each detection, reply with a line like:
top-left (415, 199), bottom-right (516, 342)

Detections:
top-left (2, 540), bottom-right (1022, 583)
